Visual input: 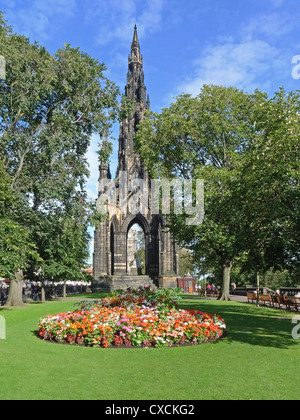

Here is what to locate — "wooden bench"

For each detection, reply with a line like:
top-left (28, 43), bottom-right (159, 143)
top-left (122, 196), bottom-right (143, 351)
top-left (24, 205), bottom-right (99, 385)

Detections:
top-left (247, 292), bottom-right (300, 311)
top-left (247, 292), bottom-right (257, 304)
top-left (259, 294), bottom-right (272, 306)
top-left (272, 295), bottom-right (298, 310)
top-left (282, 296), bottom-right (291, 310)
top-left (287, 297), bottom-right (300, 312)
top-left (206, 289), bottom-right (219, 297)
top-left (272, 295), bottom-right (282, 308)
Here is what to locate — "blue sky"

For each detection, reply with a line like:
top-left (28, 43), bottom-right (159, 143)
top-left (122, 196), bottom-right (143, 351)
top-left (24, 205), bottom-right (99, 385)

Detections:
top-left (1, 0), bottom-right (300, 260)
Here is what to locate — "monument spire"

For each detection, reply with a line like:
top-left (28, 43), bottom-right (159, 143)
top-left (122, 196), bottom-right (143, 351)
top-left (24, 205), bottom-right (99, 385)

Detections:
top-left (117, 24), bottom-right (149, 168)
top-left (132, 24), bottom-right (139, 50)
top-left (126, 25), bottom-right (145, 102)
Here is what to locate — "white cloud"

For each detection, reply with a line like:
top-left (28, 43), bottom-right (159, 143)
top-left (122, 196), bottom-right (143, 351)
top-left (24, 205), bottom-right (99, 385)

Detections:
top-left (172, 6), bottom-right (298, 99)
top-left (2, 0), bottom-right (76, 42)
top-left (85, 0), bottom-right (165, 46)
top-left (270, 0), bottom-right (285, 7)
top-left (32, 0), bottom-right (76, 17)
top-left (242, 12), bottom-right (294, 41)
top-left (177, 40), bottom-right (279, 96)
top-left (139, 0), bottom-right (164, 35)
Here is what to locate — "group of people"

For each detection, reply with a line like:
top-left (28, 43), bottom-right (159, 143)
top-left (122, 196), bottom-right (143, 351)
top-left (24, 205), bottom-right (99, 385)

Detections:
top-left (0, 282), bottom-right (9, 305)
top-left (0, 280), bottom-right (92, 305)
top-left (206, 283), bottom-right (217, 292)
top-left (195, 283), bottom-right (219, 296)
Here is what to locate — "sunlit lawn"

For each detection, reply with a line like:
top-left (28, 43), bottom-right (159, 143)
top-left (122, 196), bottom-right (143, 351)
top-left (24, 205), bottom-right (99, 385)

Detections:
top-left (0, 295), bottom-right (299, 400)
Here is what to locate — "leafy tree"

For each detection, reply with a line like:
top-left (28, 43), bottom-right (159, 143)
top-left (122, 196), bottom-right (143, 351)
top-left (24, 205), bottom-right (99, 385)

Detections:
top-left (135, 85), bottom-right (300, 300)
top-left (97, 136), bottom-right (114, 165)
top-left (42, 215), bottom-right (90, 298)
top-left (178, 248), bottom-right (195, 277)
top-left (136, 85), bottom-right (260, 300)
top-left (0, 218), bottom-right (39, 306)
top-left (0, 159), bottom-right (39, 306)
top-left (0, 15), bottom-right (119, 195)
top-left (0, 12), bottom-right (121, 304)
top-left (239, 88), bottom-right (300, 278)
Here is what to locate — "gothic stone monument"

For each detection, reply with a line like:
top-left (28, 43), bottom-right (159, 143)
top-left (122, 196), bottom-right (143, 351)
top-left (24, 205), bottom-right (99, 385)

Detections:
top-left (92, 26), bottom-right (179, 292)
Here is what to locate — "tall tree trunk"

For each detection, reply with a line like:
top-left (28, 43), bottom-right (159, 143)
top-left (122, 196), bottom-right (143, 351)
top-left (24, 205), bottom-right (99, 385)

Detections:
top-left (218, 256), bottom-right (233, 301)
top-left (5, 269), bottom-right (25, 307)
top-left (63, 281), bottom-right (67, 298)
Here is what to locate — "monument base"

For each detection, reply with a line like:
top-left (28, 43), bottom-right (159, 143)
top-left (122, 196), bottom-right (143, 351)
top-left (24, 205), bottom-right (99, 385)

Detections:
top-left (158, 276), bottom-right (178, 289)
top-left (92, 275), bottom-right (157, 293)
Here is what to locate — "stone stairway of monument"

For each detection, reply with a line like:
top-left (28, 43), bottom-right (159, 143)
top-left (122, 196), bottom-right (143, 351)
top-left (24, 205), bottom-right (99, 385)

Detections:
top-left (111, 275), bottom-right (158, 291)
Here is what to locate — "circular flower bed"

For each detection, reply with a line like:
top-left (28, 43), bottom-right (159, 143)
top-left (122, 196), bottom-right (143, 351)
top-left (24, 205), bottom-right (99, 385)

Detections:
top-left (37, 289), bottom-right (226, 348)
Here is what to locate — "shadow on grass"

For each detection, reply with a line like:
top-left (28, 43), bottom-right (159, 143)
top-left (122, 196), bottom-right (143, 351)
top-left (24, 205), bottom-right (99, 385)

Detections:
top-left (179, 299), bottom-right (298, 350)
top-left (67, 293), bottom-right (113, 300)
top-left (28, 302), bottom-right (44, 305)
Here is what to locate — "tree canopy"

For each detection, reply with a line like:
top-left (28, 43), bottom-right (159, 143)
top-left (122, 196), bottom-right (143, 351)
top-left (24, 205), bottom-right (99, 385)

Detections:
top-left (135, 85), bottom-right (300, 300)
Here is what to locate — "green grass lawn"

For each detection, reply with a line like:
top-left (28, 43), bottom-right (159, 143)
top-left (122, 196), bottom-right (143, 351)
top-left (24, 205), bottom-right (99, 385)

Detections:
top-left (0, 296), bottom-right (299, 400)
